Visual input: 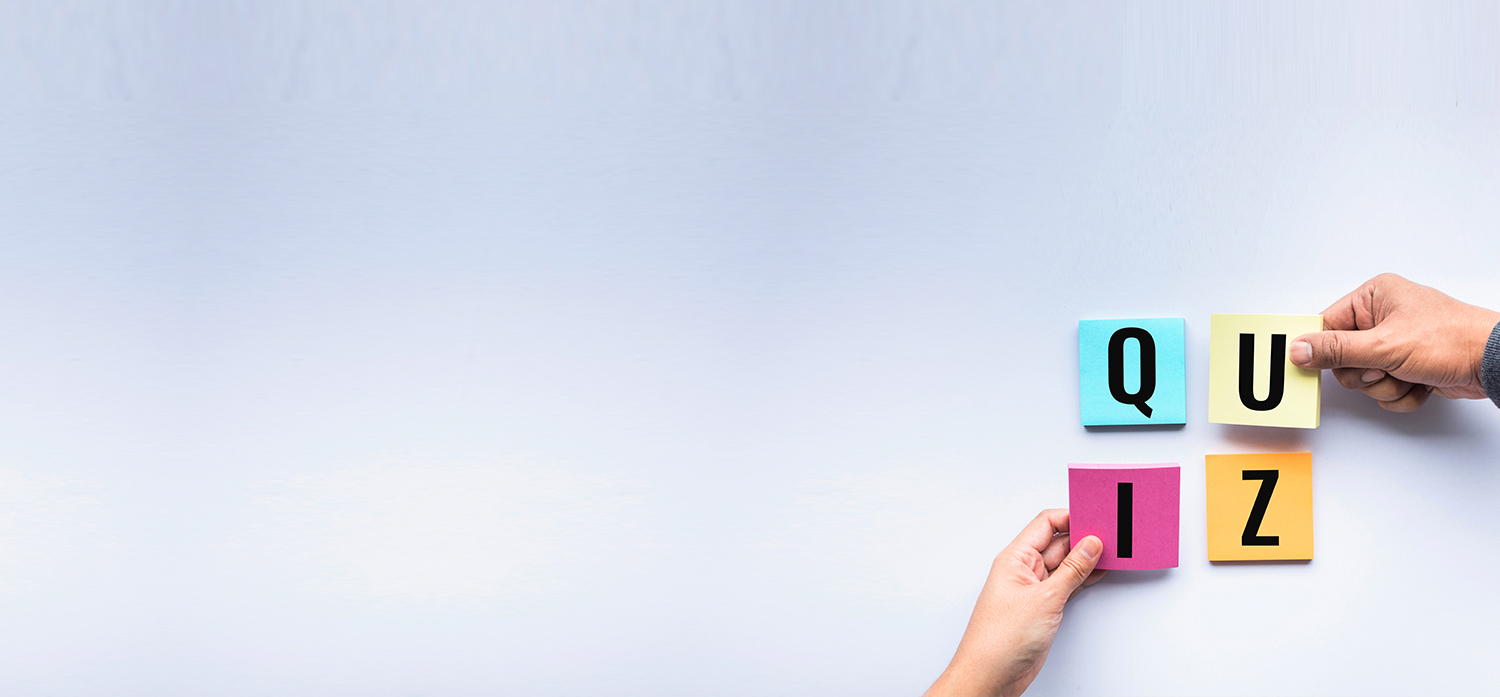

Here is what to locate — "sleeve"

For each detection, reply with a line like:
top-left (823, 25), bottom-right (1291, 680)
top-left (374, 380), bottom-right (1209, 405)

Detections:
top-left (1484, 320), bottom-right (1500, 408)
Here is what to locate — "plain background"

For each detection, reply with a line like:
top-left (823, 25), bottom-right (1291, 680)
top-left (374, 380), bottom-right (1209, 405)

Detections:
top-left (1, 2), bottom-right (1499, 695)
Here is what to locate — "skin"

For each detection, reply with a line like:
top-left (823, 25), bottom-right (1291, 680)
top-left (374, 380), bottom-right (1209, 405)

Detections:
top-left (924, 509), bottom-right (1105, 697)
top-left (1290, 273), bottom-right (1500, 412)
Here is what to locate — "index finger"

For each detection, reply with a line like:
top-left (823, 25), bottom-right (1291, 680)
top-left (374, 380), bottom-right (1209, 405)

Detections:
top-left (1009, 508), bottom-right (1070, 554)
top-left (1319, 286), bottom-right (1362, 331)
top-left (1319, 279), bottom-right (1382, 331)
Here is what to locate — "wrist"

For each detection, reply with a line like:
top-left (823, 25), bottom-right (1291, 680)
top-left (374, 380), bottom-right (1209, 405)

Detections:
top-left (927, 656), bottom-right (1009, 697)
top-left (929, 642), bottom-right (1038, 697)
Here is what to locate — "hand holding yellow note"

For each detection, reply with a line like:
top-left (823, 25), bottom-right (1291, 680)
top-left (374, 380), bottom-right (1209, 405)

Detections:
top-left (1208, 314), bottom-right (1323, 429)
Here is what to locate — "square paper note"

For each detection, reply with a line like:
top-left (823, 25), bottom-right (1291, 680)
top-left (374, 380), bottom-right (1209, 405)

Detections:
top-left (1068, 463), bottom-right (1180, 570)
top-left (1079, 318), bottom-right (1187, 426)
top-left (1205, 452), bottom-right (1314, 561)
top-left (1208, 314), bottom-right (1323, 429)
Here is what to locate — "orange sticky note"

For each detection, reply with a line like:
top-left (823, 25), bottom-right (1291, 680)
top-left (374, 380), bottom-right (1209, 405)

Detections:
top-left (1205, 452), bottom-right (1314, 561)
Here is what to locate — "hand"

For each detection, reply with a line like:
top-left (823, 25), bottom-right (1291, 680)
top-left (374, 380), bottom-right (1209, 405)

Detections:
top-left (924, 509), bottom-right (1105, 697)
top-left (1289, 273), bottom-right (1500, 412)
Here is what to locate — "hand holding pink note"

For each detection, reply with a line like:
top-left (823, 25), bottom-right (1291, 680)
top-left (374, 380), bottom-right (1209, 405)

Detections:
top-left (1068, 463), bottom-right (1180, 570)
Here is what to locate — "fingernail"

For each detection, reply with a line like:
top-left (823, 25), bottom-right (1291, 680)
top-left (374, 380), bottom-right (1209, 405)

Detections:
top-left (1078, 536), bottom-right (1102, 559)
top-left (1290, 340), bottom-right (1313, 366)
top-left (1361, 369), bottom-right (1385, 384)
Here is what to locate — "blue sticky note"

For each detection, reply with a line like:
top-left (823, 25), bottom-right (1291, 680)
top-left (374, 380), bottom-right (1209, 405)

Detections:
top-left (1079, 318), bottom-right (1186, 426)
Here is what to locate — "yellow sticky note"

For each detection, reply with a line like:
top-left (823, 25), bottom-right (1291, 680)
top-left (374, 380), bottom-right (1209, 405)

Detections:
top-left (1205, 453), bottom-right (1314, 561)
top-left (1208, 314), bottom-right (1322, 428)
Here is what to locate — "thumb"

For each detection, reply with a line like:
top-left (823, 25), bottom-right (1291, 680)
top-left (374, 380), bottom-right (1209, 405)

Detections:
top-left (1289, 329), bottom-right (1399, 371)
top-left (1047, 535), bottom-right (1102, 597)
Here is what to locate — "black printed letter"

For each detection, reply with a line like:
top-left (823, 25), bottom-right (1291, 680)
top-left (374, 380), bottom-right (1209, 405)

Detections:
top-left (1117, 481), bottom-right (1133, 558)
top-left (1241, 470), bottom-right (1279, 546)
top-left (1108, 328), bottom-right (1156, 418)
top-left (1238, 333), bottom-right (1286, 411)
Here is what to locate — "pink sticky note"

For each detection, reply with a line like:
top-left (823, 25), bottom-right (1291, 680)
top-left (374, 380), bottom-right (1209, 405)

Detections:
top-left (1068, 463), bottom-right (1179, 570)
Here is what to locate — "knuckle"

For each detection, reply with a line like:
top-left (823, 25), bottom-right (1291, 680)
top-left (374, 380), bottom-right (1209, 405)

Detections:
top-left (1062, 554), bottom-right (1092, 578)
top-left (1051, 571), bottom-right (1083, 594)
top-left (1372, 272), bottom-right (1410, 291)
top-left (1318, 333), bottom-right (1345, 366)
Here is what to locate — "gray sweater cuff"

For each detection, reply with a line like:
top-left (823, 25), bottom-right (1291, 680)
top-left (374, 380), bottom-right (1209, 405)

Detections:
top-left (1485, 320), bottom-right (1500, 408)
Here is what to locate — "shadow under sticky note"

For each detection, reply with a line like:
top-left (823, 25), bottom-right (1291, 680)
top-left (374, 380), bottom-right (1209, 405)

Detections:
top-left (1079, 318), bottom-right (1187, 426)
top-left (1205, 452), bottom-right (1314, 561)
top-left (1068, 463), bottom-right (1179, 570)
top-left (1208, 314), bottom-right (1322, 429)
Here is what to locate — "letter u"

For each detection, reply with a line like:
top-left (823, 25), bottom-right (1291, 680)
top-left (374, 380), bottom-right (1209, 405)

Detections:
top-left (1238, 333), bottom-right (1286, 411)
